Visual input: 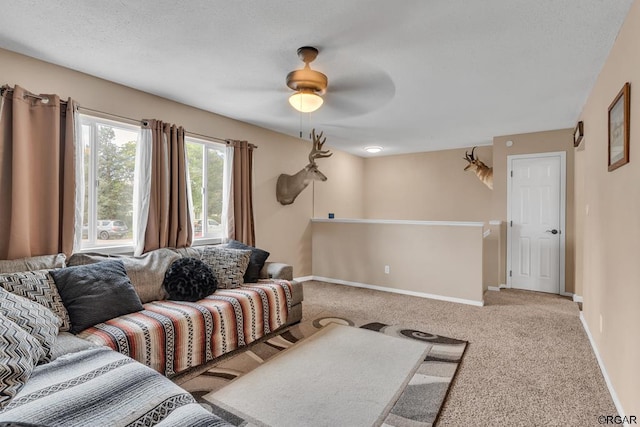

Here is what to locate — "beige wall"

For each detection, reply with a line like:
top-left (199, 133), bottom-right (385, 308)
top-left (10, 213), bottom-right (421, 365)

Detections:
top-left (492, 129), bottom-right (576, 292)
top-left (574, 145), bottom-right (586, 297)
top-left (482, 222), bottom-right (503, 289)
top-left (312, 220), bottom-right (484, 304)
top-left (360, 137), bottom-right (576, 291)
top-left (0, 48), bottom-right (364, 277)
top-left (363, 146), bottom-right (493, 221)
top-left (313, 151), bottom-right (365, 219)
top-left (575, 0), bottom-right (640, 414)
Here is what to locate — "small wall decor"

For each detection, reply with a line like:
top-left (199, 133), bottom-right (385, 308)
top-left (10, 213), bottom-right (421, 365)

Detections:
top-left (608, 82), bottom-right (630, 172)
top-left (573, 121), bottom-right (584, 147)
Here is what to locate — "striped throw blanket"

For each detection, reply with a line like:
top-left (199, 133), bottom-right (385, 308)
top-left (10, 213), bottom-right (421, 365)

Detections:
top-left (0, 346), bottom-right (229, 426)
top-left (77, 281), bottom-right (293, 376)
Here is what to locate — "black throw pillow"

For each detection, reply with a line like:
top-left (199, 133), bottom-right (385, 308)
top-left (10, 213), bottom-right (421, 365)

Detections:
top-left (50, 260), bottom-right (144, 334)
top-left (226, 240), bottom-right (270, 283)
top-left (163, 258), bottom-right (217, 302)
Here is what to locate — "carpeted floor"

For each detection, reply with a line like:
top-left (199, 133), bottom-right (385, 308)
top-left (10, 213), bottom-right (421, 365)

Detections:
top-left (300, 281), bottom-right (616, 427)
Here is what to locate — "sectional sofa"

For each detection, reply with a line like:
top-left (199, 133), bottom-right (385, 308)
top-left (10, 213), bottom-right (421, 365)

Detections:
top-left (0, 244), bottom-right (302, 426)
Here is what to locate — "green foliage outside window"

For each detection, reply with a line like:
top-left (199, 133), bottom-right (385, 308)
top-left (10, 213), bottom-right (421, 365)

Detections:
top-left (186, 140), bottom-right (224, 237)
top-left (97, 125), bottom-right (135, 227)
top-left (80, 115), bottom-right (225, 246)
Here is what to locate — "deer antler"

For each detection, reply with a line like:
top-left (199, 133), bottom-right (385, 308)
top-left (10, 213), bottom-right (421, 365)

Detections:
top-left (463, 146), bottom-right (477, 162)
top-left (308, 128), bottom-right (333, 165)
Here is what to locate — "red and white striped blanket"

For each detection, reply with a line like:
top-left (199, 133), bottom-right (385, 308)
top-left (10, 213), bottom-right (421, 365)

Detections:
top-left (77, 280), bottom-right (293, 376)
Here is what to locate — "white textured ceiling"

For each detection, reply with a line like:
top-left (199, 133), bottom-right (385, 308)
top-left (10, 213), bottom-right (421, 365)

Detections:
top-left (0, 1), bottom-right (633, 156)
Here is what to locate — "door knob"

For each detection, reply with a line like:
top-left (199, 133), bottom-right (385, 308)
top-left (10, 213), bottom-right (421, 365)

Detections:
top-left (545, 229), bottom-right (559, 235)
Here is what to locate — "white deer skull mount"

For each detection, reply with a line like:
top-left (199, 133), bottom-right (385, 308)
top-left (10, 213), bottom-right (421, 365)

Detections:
top-left (463, 146), bottom-right (493, 190)
top-left (276, 129), bottom-right (333, 205)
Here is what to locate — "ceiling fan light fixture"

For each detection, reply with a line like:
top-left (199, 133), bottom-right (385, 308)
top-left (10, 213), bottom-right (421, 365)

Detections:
top-left (364, 146), bottom-right (383, 154)
top-left (289, 90), bottom-right (324, 113)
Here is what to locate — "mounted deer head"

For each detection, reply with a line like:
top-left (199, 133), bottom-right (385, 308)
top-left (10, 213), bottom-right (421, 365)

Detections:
top-left (463, 146), bottom-right (493, 190)
top-left (276, 129), bottom-right (333, 205)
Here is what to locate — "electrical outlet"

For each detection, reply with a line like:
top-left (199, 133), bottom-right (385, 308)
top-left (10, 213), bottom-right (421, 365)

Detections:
top-left (384, 265), bottom-right (390, 274)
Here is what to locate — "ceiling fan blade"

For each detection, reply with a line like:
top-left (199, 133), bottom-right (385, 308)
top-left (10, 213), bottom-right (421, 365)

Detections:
top-left (317, 67), bottom-right (395, 119)
top-left (319, 94), bottom-right (372, 118)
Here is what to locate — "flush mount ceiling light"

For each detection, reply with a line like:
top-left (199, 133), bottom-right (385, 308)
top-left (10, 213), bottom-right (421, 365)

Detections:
top-left (286, 46), bottom-right (328, 113)
top-left (364, 146), bottom-right (383, 153)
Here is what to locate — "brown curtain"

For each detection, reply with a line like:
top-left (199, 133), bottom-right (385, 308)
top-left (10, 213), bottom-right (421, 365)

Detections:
top-left (0, 85), bottom-right (76, 260)
top-left (229, 140), bottom-right (255, 246)
top-left (142, 119), bottom-right (192, 252)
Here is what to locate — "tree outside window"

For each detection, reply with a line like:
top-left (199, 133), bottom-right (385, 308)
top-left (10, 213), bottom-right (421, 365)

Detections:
top-left (80, 115), bottom-right (138, 248)
top-left (186, 138), bottom-right (225, 240)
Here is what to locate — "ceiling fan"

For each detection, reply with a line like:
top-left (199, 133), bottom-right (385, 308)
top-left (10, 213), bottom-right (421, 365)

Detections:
top-left (286, 46), bottom-right (328, 113)
top-left (225, 46), bottom-right (394, 125)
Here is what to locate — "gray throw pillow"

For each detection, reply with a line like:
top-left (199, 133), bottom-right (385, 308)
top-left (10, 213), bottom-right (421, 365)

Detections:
top-left (201, 246), bottom-right (251, 289)
top-left (0, 269), bottom-right (72, 332)
top-left (67, 249), bottom-right (181, 303)
top-left (0, 288), bottom-right (60, 363)
top-left (0, 313), bottom-right (43, 409)
top-left (226, 240), bottom-right (270, 283)
top-left (50, 260), bottom-right (144, 334)
top-left (0, 253), bottom-right (66, 274)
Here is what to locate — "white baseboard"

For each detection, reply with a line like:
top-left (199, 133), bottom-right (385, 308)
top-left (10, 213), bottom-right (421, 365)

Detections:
top-left (573, 294), bottom-right (583, 303)
top-left (487, 286), bottom-right (501, 292)
top-left (311, 276), bottom-right (484, 307)
top-left (579, 312), bottom-right (626, 420)
top-left (293, 276), bottom-right (314, 282)
top-left (499, 284), bottom-right (508, 289)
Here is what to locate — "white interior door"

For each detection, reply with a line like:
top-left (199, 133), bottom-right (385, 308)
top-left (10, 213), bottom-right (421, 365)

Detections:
top-left (507, 153), bottom-right (565, 294)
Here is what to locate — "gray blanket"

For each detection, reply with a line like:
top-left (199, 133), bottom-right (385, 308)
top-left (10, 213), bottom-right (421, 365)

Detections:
top-left (0, 346), bottom-right (229, 426)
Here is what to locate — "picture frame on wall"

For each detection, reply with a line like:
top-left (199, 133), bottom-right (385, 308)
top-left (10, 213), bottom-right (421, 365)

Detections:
top-left (608, 82), bottom-right (630, 172)
top-left (573, 121), bottom-right (584, 147)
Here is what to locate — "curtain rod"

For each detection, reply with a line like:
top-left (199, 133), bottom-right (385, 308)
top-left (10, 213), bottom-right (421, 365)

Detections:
top-left (184, 130), bottom-right (231, 145)
top-left (2, 88), bottom-right (250, 147)
top-left (78, 106), bottom-right (138, 125)
top-left (185, 130), bottom-right (257, 149)
top-left (77, 106), bottom-right (255, 148)
top-left (1, 87), bottom-right (68, 105)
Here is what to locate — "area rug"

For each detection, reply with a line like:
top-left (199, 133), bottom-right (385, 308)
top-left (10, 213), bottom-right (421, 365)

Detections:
top-left (179, 316), bottom-right (467, 427)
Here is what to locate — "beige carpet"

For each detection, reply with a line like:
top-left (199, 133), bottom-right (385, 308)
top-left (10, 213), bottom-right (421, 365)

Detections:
top-left (300, 281), bottom-right (616, 427)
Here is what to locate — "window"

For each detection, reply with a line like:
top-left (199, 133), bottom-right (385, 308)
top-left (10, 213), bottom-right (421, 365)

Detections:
top-left (186, 137), bottom-right (225, 243)
top-left (79, 114), bottom-right (139, 250)
top-left (77, 115), bottom-right (228, 250)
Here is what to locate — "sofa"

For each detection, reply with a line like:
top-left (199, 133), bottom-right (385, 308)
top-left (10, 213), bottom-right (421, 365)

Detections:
top-left (0, 245), bottom-right (303, 426)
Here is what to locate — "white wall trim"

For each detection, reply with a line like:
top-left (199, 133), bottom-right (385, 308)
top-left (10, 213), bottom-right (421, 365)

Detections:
top-left (579, 312), bottom-right (626, 420)
top-left (573, 294), bottom-right (583, 303)
top-left (294, 276), bottom-right (314, 282)
top-left (500, 283), bottom-right (508, 289)
top-left (79, 245), bottom-right (133, 255)
top-left (487, 286), bottom-right (501, 291)
top-left (489, 220), bottom-right (502, 225)
top-left (561, 292), bottom-right (573, 298)
top-left (311, 218), bottom-right (484, 227)
top-left (310, 276), bottom-right (484, 307)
